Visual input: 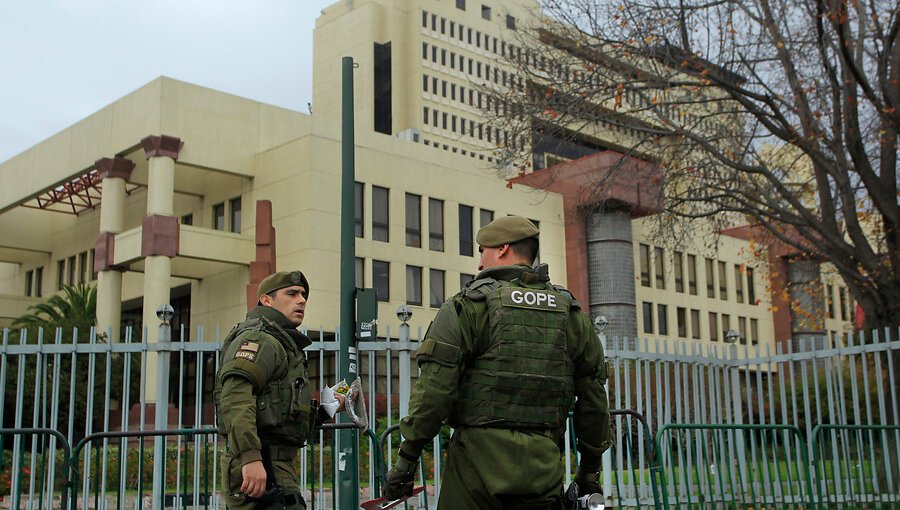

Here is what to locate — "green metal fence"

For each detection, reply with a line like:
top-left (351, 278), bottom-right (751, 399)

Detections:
top-left (654, 423), bottom-right (815, 509)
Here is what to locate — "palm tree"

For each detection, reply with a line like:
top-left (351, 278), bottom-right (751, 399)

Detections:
top-left (13, 283), bottom-right (99, 340)
top-left (6, 283), bottom-right (129, 442)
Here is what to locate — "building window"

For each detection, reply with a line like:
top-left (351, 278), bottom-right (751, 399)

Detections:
top-left (705, 258), bottom-right (716, 298)
top-left (405, 193), bottom-right (422, 247)
top-left (642, 302), bottom-right (654, 334)
top-left (430, 269), bottom-right (445, 308)
top-left (406, 265), bottom-right (423, 305)
top-left (213, 202), bottom-right (226, 231)
top-left (456, 0), bottom-right (465, 9)
top-left (722, 314), bottom-right (731, 338)
top-left (750, 318), bottom-right (759, 345)
top-left (78, 251), bottom-right (88, 284)
top-left (657, 304), bottom-right (668, 335)
top-left (738, 317), bottom-right (747, 344)
top-left (747, 267), bottom-right (756, 304)
top-left (181, 214), bottom-right (193, 225)
top-left (34, 267), bottom-right (43, 297)
top-left (373, 260), bottom-right (390, 302)
top-left (57, 259), bottom-right (65, 290)
top-left (429, 198), bottom-right (444, 251)
top-left (506, 14), bottom-right (516, 29)
top-left (734, 264), bottom-right (744, 303)
top-left (639, 244), bottom-right (651, 287)
top-left (654, 247), bottom-right (665, 289)
top-left (230, 196), bottom-right (242, 233)
top-left (676, 307), bottom-right (687, 338)
top-left (673, 251), bottom-right (684, 292)
top-left (480, 208), bottom-right (494, 227)
top-left (89, 250), bottom-right (96, 280)
top-left (481, 4), bottom-right (491, 19)
top-left (25, 270), bottom-right (33, 296)
top-left (374, 42), bottom-right (392, 134)
top-left (718, 261), bottom-right (728, 300)
top-left (355, 257), bottom-right (364, 288)
top-left (691, 309), bottom-right (701, 339)
top-left (373, 186), bottom-right (389, 242)
top-left (67, 255), bottom-right (76, 286)
top-left (460, 273), bottom-right (474, 289)
top-left (839, 287), bottom-right (848, 321)
top-left (687, 255), bottom-right (697, 295)
top-left (709, 312), bottom-right (719, 341)
top-left (825, 284), bottom-right (834, 318)
top-left (459, 204), bottom-right (474, 256)
top-left (355, 182), bottom-right (364, 238)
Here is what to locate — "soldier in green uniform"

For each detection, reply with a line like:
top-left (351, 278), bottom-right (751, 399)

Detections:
top-left (385, 216), bottom-right (612, 509)
top-left (215, 271), bottom-right (342, 510)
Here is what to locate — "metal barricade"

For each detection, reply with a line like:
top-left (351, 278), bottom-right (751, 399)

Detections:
top-left (69, 428), bottom-right (218, 510)
top-left (0, 428), bottom-right (72, 510)
top-left (810, 424), bottom-right (900, 507)
top-left (655, 423), bottom-right (815, 509)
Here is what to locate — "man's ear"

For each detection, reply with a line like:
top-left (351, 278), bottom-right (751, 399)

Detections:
top-left (259, 293), bottom-right (273, 307)
top-left (496, 244), bottom-right (511, 258)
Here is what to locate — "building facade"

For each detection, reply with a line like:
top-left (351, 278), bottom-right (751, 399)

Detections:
top-left (0, 0), bottom-right (855, 355)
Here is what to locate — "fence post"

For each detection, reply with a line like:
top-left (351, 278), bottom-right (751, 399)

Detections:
top-left (595, 316), bottom-right (613, 500)
top-left (153, 305), bottom-right (174, 510)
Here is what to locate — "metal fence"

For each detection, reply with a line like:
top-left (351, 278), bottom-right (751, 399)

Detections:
top-left (0, 325), bottom-right (898, 508)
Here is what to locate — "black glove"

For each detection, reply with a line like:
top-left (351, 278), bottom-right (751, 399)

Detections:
top-left (384, 453), bottom-right (418, 500)
top-left (573, 466), bottom-right (602, 497)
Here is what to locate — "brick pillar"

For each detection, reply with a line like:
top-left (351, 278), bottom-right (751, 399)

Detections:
top-left (247, 200), bottom-right (277, 309)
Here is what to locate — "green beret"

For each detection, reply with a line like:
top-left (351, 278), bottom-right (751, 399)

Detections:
top-left (476, 216), bottom-right (539, 247)
top-left (257, 271), bottom-right (310, 300)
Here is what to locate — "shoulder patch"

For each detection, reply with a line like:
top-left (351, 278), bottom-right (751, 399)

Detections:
top-left (464, 278), bottom-right (498, 300)
top-left (240, 341), bottom-right (260, 352)
top-left (235, 350), bottom-right (257, 362)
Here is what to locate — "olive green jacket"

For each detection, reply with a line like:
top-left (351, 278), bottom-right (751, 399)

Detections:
top-left (215, 306), bottom-right (313, 467)
top-left (399, 264), bottom-right (612, 471)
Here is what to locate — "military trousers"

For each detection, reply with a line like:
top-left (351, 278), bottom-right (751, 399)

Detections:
top-left (436, 427), bottom-right (564, 510)
top-left (221, 448), bottom-right (306, 510)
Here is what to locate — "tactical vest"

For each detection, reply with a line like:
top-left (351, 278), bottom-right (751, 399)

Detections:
top-left (451, 278), bottom-right (575, 432)
top-left (214, 317), bottom-right (314, 447)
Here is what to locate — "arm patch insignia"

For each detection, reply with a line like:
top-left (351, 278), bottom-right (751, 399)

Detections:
top-left (235, 341), bottom-right (260, 362)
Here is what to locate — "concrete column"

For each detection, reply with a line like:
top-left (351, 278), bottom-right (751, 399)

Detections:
top-left (139, 134), bottom-right (182, 346)
top-left (94, 157), bottom-right (135, 342)
top-left (585, 208), bottom-right (638, 346)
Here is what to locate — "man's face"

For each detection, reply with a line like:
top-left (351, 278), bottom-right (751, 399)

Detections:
top-left (261, 285), bottom-right (308, 327)
top-left (478, 244), bottom-right (507, 271)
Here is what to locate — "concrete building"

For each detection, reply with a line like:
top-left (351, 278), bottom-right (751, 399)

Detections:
top-left (0, 0), bottom-right (855, 356)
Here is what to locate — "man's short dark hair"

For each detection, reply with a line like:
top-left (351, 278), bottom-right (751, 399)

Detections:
top-left (509, 236), bottom-right (539, 265)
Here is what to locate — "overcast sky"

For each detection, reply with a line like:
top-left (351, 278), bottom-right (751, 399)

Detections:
top-left (0, 0), bottom-right (336, 163)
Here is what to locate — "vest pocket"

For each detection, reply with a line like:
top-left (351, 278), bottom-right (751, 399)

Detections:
top-left (257, 381), bottom-right (291, 429)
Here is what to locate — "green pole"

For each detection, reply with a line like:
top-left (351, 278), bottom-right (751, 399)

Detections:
top-left (338, 55), bottom-right (360, 510)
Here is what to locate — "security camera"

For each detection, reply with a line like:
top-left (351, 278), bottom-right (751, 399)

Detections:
top-left (156, 304), bottom-right (175, 323)
top-left (396, 305), bottom-right (413, 323)
top-left (724, 329), bottom-right (741, 344)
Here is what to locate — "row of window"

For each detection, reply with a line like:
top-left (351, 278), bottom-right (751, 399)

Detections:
top-left (26, 249), bottom-right (97, 297)
top-left (180, 196), bottom-right (241, 233)
top-left (357, 256), bottom-right (475, 307)
top-left (641, 301), bottom-right (759, 344)
top-left (420, 137), bottom-right (496, 162)
top-left (421, 45), bottom-right (523, 90)
top-left (422, 106), bottom-right (515, 148)
top-left (639, 244), bottom-right (757, 305)
top-left (353, 183), bottom-right (495, 257)
top-left (422, 8), bottom-right (517, 52)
